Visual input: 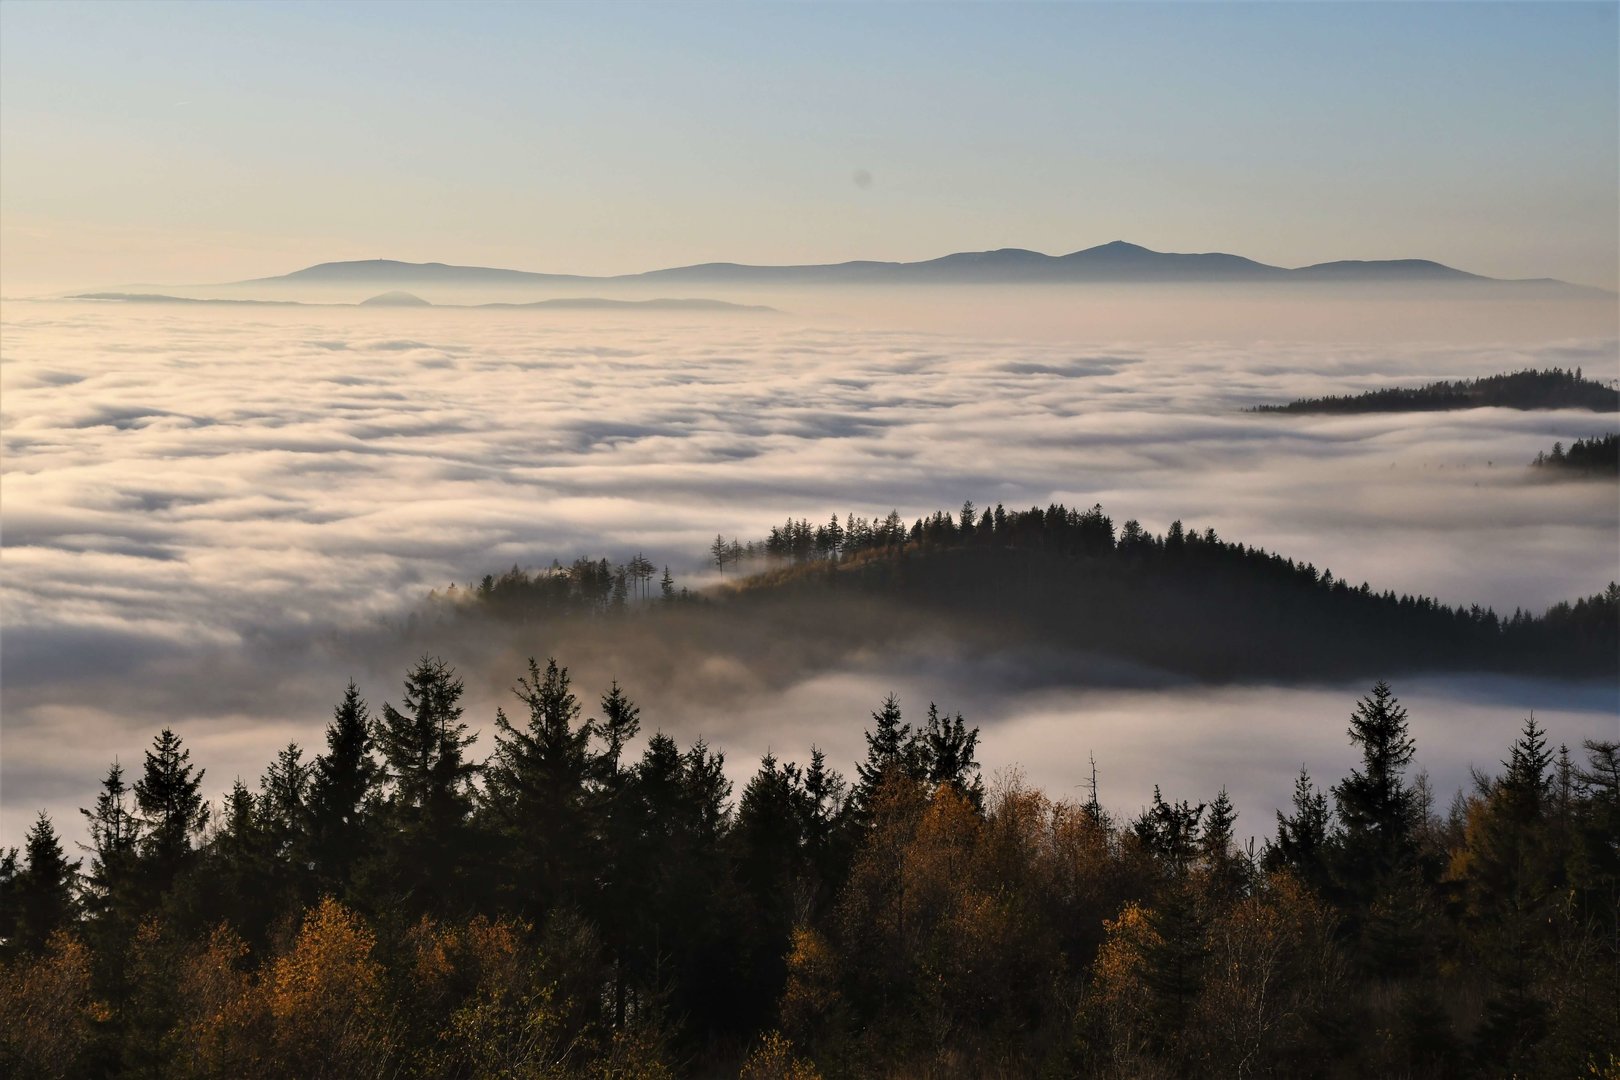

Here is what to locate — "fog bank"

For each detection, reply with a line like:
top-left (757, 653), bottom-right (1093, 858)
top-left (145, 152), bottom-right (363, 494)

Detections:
top-left (2, 294), bottom-right (1615, 846)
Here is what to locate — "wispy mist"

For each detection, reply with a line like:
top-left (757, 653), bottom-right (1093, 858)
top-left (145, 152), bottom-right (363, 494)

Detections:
top-left (2, 296), bottom-right (1616, 846)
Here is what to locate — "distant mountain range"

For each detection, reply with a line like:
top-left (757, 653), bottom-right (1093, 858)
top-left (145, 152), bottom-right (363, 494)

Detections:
top-left (231, 241), bottom-right (1599, 291)
top-left (69, 292), bottom-right (776, 313)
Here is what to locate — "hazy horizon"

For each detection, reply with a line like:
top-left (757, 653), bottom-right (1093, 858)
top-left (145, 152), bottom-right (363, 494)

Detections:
top-left (4, 2), bottom-right (1617, 294)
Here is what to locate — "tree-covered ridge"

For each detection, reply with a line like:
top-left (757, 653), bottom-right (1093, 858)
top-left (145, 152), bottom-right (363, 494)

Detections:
top-left (1250, 367), bottom-right (1619, 414)
top-left (1531, 433), bottom-right (1619, 477)
top-left (462, 501), bottom-right (1619, 680)
top-left (2, 673), bottom-right (1616, 1079)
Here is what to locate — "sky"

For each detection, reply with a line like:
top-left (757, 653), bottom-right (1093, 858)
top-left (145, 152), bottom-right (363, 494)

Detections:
top-left (1, 1), bottom-right (1616, 292)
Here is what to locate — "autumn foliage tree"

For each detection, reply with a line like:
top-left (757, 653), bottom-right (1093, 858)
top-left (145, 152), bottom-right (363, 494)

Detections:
top-left (8, 666), bottom-right (1620, 1078)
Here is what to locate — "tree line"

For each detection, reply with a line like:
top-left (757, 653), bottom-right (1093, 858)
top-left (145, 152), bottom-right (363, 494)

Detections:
top-left (3, 666), bottom-right (1616, 1078)
top-left (460, 501), bottom-right (1618, 681)
top-left (1532, 433), bottom-right (1619, 477)
top-left (1250, 367), bottom-right (1619, 414)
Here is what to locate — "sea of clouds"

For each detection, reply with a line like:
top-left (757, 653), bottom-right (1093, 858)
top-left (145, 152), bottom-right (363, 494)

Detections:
top-left (2, 297), bottom-right (1616, 848)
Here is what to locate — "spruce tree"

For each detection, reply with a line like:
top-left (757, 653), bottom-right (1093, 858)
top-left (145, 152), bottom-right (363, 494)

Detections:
top-left (485, 657), bottom-right (594, 911)
top-left (681, 738), bottom-right (732, 844)
top-left (588, 680), bottom-right (645, 1026)
top-left (1200, 787), bottom-right (1246, 898)
top-left (371, 656), bottom-right (478, 912)
top-left (375, 656), bottom-right (477, 813)
top-left (1499, 713), bottom-right (1553, 820)
top-left (732, 752), bottom-right (808, 1029)
top-left (1468, 716), bottom-right (1564, 1066)
top-left (206, 777), bottom-right (282, 947)
top-left (1267, 768), bottom-right (1332, 888)
top-left (80, 760), bottom-right (140, 920)
top-left (595, 680), bottom-right (642, 776)
top-left (920, 702), bottom-right (983, 808)
top-left (259, 743), bottom-right (311, 858)
top-left (133, 728), bottom-right (208, 894)
top-left (1144, 879), bottom-right (1208, 1061)
top-left (854, 693), bottom-right (919, 815)
top-left (1134, 786), bottom-right (1205, 874)
top-left (799, 746), bottom-right (849, 905)
top-left (308, 681), bottom-right (379, 893)
top-left (11, 812), bottom-right (79, 954)
top-left (0, 848), bottom-right (17, 950)
top-left (1332, 681), bottom-right (1418, 886)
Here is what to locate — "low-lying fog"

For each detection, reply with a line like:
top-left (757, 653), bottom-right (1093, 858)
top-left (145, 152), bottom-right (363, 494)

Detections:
top-left (2, 288), bottom-right (1616, 848)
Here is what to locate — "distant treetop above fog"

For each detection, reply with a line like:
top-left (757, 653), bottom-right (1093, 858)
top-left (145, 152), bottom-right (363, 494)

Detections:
top-left (1252, 368), bottom-right (1619, 415)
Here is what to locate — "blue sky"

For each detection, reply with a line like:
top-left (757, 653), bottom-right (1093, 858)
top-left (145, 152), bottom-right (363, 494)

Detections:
top-left (2, 1), bottom-right (1615, 288)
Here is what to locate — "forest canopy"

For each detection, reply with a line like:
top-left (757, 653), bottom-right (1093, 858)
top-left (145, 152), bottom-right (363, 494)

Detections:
top-left (452, 501), bottom-right (1619, 682)
top-left (1530, 433), bottom-right (1619, 477)
top-left (2, 672), bottom-right (1616, 1079)
top-left (1249, 367), bottom-right (1619, 414)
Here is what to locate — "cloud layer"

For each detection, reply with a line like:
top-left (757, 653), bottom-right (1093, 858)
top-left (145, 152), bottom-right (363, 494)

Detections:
top-left (2, 299), bottom-right (1616, 847)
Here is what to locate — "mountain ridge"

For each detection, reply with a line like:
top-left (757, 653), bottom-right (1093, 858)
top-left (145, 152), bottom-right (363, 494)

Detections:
top-left (229, 241), bottom-right (1603, 291)
top-left (64, 292), bottom-right (777, 313)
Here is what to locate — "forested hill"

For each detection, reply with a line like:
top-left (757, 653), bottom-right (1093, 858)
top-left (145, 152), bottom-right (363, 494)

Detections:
top-left (1532, 433), bottom-right (1619, 477)
top-left (461, 502), bottom-right (1619, 682)
top-left (1251, 367), bottom-right (1619, 414)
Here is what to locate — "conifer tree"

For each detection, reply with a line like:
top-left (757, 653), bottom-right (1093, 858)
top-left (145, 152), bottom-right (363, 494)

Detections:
top-left (1332, 682), bottom-right (1418, 885)
top-left (920, 702), bottom-right (982, 808)
top-left (1267, 768), bottom-right (1332, 888)
top-left (1200, 788), bottom-right (1246, 898)
top-left (799, 746), bottom-right (848, 903)
top-left (682, 738), bottom-right (732, 844)
top-left (595, 680), bottom-right (641, 776)
top-left (80, 761), bottom-right (140, 920)
top-left (588, 680), bottom-right (645, 1025)
top-left (732, 753), bottom-right (809, 1029)
top-left (854, 694), bottom-right (918, 815)
top-left (485, 657), bottom-right (594, 910)
top-left (1143, 880), bottom-right (1208, 1061)
top-left (375, 656), bottom-right (477, 813)
top-left (1134, 786), bottom-right (1205, 873)
top-left (1499, 713), bottom-right (1553, 819)
top-left (1572, 739), bottom-right (1620, 920)
top-left (207, 777), bottom-right (281, 946)
top-left (259, 742), bottom-right (311, 860)
top-left (0, 848), bottom-right (17, 949)
top-left (10, 812), bottom-right (79, 955)
top-left (134, 727), bottom-right (209, 893)
top-left (371, 656), bottom-right (478, 912)
top-left (308, 681), bottom-right (379, 893)
top-left (1463, 715), bottom-right (1567, 1067)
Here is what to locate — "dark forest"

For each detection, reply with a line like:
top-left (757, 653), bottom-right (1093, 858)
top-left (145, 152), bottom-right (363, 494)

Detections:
top-left (1531, 434), bottom-right (1620, 477)
top-left (1251, 368), bottom-right (1619, 414)
top-left (461, 502), bottom-right (1618, 682)
top-left (2, 673), bottom-right (1616, 1079)
top-left (3, 507), bottom-right (1618, 1078)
